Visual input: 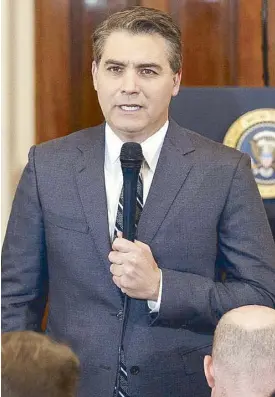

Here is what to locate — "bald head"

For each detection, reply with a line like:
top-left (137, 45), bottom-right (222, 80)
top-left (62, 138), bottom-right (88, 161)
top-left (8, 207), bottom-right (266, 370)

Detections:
top-left (205, 306), bottom-right (275, 397)
top-left (218, 305), bottom-right (275, 330)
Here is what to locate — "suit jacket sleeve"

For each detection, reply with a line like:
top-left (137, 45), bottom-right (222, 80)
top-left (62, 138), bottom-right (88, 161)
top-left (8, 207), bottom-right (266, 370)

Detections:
top-left (153, 153), bottom-right (275, 329)
top-left (1, 146), bottom-right (48, 331)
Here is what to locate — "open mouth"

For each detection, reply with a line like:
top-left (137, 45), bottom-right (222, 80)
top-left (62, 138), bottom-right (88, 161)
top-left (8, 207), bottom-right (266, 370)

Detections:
top-left (118, 105), bottom-right (142, 112)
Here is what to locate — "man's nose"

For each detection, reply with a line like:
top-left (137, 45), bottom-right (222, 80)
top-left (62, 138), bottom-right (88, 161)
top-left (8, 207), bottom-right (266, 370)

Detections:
top-left (120, 71), bottom-right (140, 95)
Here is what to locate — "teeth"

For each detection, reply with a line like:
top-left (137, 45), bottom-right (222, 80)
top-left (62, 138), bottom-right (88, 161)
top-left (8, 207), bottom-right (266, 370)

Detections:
top-left (120, 105), bottom-right (140, 111)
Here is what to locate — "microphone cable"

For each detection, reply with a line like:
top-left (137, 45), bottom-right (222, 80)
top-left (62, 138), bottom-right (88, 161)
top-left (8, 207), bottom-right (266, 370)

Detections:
top-left (114, 295), bottom-right (130, 397)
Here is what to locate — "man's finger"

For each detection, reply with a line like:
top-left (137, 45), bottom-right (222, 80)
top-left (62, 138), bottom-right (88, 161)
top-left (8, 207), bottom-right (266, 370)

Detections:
top-left (112, 275), bottom-right (121, 288)
top-left (134, 240), bottom-right (151, 252)
top-left (108, 250), bottom-right (124, 264)
top-left (110, 264), bottom-right (124, 277)
top-left (112, 237), bottom-right (136, 253)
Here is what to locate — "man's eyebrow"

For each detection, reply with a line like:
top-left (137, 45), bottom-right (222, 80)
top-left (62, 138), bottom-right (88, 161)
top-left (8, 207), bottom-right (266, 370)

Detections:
top-left (104, 59), bottom-right (127, 67)
top-left (137, 63), bottom-right (163, 71)
top-left (104, 59), bottom-right (163, 71)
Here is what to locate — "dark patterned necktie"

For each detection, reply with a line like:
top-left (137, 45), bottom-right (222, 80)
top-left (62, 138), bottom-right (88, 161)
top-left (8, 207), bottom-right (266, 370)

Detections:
top-left (113, 171), bottom-right (143, 397)
top-left (114, 172), bottom-right (143, 239)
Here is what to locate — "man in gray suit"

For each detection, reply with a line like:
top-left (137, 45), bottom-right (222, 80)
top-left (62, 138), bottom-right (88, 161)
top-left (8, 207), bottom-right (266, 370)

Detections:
top-left (2, 6), bottom-right (275, 397)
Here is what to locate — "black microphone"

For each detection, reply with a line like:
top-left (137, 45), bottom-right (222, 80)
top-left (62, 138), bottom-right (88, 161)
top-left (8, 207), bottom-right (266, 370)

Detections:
top-left (120, 142), bottom-right (143, 242)
top-left (113, 142), bottom-right (143, 397)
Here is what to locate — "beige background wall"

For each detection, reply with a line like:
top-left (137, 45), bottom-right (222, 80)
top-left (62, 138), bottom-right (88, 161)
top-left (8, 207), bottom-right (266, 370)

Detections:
top-left (1, 0), bottom-right (35, 242)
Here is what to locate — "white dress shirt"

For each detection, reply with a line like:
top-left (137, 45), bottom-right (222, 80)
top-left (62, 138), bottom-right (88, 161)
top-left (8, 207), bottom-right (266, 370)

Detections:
top-left (104, 121), bottom-right (169, 312)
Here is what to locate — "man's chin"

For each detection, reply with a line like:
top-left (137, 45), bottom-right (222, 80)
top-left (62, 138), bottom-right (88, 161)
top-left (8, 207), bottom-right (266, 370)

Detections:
top-left (112, 122), bottom-right (146, 134)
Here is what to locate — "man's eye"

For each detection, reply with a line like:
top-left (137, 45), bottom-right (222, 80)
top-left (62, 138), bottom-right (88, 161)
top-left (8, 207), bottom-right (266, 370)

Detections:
top-left (140, 69), bottom-right (156, 75)
top-left (107, 66), bottom-right (122, 73)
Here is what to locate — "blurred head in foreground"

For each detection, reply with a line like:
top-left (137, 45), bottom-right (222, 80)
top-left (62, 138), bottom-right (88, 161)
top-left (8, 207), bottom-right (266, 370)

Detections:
top-left (1, 331), bottom-right (80, 397)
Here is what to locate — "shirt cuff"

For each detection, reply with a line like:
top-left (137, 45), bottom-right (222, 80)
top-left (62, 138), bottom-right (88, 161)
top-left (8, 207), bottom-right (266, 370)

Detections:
top-left (147, 269), bottom-right (162, 313)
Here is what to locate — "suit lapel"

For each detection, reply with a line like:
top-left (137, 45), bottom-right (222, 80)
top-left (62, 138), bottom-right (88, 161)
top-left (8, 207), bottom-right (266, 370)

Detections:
top-left (75, 124), bottom-right (111, 268)
top-left (137, 120), bottom-right (195, 244)
top-left (74, 120), bottom-right (195, 262)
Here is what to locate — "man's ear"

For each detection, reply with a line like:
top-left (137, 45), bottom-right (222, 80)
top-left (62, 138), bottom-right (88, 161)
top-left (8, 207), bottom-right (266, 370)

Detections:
top-left (204, 355), bottom-right (215, 389)
top-left (91, 60), bottom-right (98, 91)
top-left (172, 71), bottom-right (182, 97)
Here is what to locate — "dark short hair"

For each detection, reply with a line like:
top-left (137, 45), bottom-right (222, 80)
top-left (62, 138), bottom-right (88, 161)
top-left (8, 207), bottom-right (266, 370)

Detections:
top-left (92, 6), bottom-right (182, 73)
top-left (1, 331), bottom-right (80, 397)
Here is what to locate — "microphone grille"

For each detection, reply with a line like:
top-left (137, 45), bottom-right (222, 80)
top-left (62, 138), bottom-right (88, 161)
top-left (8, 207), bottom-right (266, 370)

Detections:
top-left (120, 142), bottom-right (143, 162)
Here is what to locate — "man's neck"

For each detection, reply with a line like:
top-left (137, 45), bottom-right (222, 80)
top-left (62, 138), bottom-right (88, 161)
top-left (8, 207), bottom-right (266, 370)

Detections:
top-left (107, 119), bottom-right (169, 144)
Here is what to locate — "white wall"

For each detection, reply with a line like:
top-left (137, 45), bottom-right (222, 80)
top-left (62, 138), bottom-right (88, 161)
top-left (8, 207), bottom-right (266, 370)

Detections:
top-left (1, 0), bottom-right (35, 243)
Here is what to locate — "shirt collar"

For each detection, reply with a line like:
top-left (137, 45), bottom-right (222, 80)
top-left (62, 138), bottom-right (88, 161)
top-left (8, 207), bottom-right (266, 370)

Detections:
top-left (105, 121), bottom-right (169, 172)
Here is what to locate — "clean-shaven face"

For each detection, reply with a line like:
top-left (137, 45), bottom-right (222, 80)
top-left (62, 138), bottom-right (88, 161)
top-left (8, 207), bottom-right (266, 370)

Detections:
top-left (92, 30), bottom-right (181, 142)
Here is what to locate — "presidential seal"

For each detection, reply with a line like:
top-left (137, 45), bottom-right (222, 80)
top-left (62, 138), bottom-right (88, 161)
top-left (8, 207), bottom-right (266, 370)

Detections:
top-left (224, 108), bottom-right (275, 199)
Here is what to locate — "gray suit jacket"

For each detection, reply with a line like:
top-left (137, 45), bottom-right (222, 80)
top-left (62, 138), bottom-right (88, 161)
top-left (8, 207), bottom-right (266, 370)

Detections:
top-left (2, 119), bottom-right (275, 397)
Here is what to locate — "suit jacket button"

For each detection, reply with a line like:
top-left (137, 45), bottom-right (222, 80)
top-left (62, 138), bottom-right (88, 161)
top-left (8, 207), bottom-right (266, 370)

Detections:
top-left (116, 310), bottom-right (123, 320)
top-left (130, 366), bottom-right (140, 375)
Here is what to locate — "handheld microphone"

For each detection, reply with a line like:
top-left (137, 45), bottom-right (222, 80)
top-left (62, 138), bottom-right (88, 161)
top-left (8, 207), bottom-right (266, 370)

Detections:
top-left (114, 142), bottom-right (143, 397)
top-left (120, 142), bottom-right (143, 241)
